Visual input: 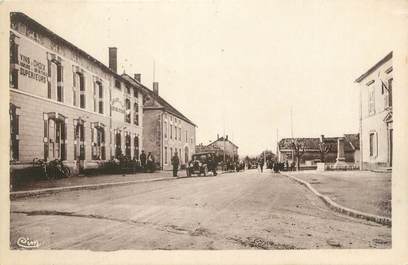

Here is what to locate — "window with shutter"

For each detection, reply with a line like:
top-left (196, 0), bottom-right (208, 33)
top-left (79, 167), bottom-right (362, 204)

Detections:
top-left (9, 104), bottom-right (19, 161)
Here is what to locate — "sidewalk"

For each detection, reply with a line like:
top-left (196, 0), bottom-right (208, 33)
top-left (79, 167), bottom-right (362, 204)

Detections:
top-left (11, 169), bottom-right (235, 198)
top-left (284, 170), bottom-right (391, 218)
top-left (12, 171), bottom-right (177, 192)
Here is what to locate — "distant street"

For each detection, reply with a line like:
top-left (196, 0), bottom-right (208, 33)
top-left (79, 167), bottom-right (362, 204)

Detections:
top-left (11, 170), bottom-right (390, 250)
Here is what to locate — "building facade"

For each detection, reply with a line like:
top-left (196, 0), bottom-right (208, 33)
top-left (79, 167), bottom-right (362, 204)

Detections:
top-left (9, 12), bottom-right (145, 174)
top-left (355, 52), bottom-right (393, 170)
top-left (122, 74), bottom-right (197, 170)
top-left (277, 134), bottom-right (360, 166)
top-left (197, 135), bottom-right (239, 162)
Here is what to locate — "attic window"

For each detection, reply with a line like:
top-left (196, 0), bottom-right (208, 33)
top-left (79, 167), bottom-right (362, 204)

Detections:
top-left (115, 79), bottom-right (121, 89)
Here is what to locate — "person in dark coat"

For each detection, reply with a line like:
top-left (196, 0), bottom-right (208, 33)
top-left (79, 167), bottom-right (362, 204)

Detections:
top-left (147, 152), bottom-right (155, 173)
top-left (171, 151), bottom-right (180, 177)
top-left (259, 159), bottom-right (264, 173)
top-left (140, 150), bottom-right (147, 171)
top-left (209, 155), bottom-right (218, 176)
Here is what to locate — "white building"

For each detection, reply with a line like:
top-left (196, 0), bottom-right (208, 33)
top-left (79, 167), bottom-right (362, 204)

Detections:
top-left (355, 52), bottom-right (393, 170)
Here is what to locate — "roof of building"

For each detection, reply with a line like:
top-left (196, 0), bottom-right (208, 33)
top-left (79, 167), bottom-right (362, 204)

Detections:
top-left (208, 137), bottom-right (239, 149)
top-left (354, 51), bottom-right (393, 83)
top-left (279, 137), bottom-right (320, 150)
top-left (10, 12), bottom-right (142, 93)
top-left (278, 134), bottom-right (359, 152)
top-left (122, 73), bottom-right (197, 127)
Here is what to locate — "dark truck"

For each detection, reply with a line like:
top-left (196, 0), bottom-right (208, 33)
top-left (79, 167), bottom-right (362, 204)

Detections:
top-left (186, 152), bottom-right (218, 177)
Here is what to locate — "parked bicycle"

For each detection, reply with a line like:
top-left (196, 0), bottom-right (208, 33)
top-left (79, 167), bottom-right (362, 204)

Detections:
top-left (32, 158), bottom-right (71, 180)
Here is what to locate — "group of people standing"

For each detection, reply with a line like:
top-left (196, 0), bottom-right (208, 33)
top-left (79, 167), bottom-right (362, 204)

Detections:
top-left (139, 150), bottom-right (156, 173)
top-left (253, 159), bottom-right (296, 173)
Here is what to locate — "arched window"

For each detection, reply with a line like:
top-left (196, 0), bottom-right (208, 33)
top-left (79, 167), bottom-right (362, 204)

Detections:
top-left (74, 119), bottom-right (85, 161)
top-left (125, 134), bottom-right (131, 158)
top-left (93, 81), bottom-right (104, 114)
top-left (125, 98), bottom-right (131, 123)
top-left (115, 131), bottom-right (122, 158)
top-left (92, 123), bottom-right (105, 160)
top-left (48, 60), bottom-right (63, 102)
top-left (9, 104), bottom-right (19, 161)
top-left (10, 33), bottom-right (19, 89)
top-left (79, 73), bottom-right (85, 109)
top-left (73, 71), bottom-right (85, 108)
top-left (98, 82), bottom-right (104, 114)
top-left (133, 102), bottom-right (139, 125)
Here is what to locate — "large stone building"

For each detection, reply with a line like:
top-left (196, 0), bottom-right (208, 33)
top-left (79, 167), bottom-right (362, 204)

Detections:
top-left (277, 134), bottom-right (360, 166)
top-left (9, 12), bottom-right (145, 174)
top-left (355, 52), bottom-right (393, 170)
top-left (122, 74), bottom-right (196, 170)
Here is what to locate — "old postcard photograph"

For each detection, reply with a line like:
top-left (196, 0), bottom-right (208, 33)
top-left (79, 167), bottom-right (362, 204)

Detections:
top-left (0, 0), bottom-right (407, 264)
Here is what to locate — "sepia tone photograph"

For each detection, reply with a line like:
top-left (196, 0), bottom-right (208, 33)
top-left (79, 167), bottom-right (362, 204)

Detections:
top-left (1, 0), bottom-right (408, 264)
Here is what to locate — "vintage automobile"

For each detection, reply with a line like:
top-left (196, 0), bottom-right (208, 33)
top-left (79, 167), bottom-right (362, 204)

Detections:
top-left (186, 152), bottom-right (218, 177)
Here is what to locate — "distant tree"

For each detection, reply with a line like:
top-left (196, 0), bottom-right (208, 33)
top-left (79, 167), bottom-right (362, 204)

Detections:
top-left (291, 140), bottom-right (305, 171)
top-left (318, 142), bottom-right (331, 163)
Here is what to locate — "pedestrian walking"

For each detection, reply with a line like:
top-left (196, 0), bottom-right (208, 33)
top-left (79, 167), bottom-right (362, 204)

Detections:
top-left (140, 150), bottom-right (146, 172)
top-left (147, 152), bottom-right (155, 173)
top-left (171, 151), bottom-right (180, 177)
top-left (259, 159), bottom-right (264, 173)
top-left (290, 161), bottom-right (295, 171)
top-left (285, 160), bottom-right (289, 171)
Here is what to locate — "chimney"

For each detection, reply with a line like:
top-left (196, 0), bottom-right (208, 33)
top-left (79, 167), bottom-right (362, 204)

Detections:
top-left (108, 47), bottom-right (117, 73)
top-left (320, 134), bottom-right (325, 142)
top-left (153, 82), bottom-right (159, 96)
top-left (134, 73), bottom-right (141, 82)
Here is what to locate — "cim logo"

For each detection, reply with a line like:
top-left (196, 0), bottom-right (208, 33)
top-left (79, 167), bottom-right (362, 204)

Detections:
top-left (16, 237), bottom-right (40, 249)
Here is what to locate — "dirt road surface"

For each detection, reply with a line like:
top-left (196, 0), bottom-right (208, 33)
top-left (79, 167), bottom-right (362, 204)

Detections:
top-left (10, 170), bottom-right (391, 250)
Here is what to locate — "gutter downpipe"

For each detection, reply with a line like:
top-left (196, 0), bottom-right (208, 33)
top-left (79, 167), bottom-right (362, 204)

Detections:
top-left (359, 82), bottom-right (363, 171)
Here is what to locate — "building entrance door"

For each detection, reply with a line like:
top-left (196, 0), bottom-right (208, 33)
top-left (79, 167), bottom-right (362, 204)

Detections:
top-left (74, 123), bottom-right (85, 173)
top-left (48, 119), bottom-right (64, 160)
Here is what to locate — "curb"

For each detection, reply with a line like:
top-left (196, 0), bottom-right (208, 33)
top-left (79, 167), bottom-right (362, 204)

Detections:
top-left (10, 177), bottom-right (172, 200)
top-left (283, 174), bottom-right (392, 226)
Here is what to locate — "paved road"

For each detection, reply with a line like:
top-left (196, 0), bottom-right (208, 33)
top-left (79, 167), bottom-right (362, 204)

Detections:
top-left (10, 170), bottom-right (391, 250)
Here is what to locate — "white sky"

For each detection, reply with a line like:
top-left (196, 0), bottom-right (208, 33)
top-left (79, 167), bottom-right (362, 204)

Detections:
top-left (10, 0), bottom-right (407, 156)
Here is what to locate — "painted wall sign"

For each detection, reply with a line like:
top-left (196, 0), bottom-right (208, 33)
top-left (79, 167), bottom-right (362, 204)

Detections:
top-left (19, 54), bottom-right (47, 83)
top-left (111, 98), bottom-right (125, 114)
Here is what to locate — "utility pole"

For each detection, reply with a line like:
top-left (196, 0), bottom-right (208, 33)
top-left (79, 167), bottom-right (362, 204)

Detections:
top-left (223, 134), bottom-right (226, 165)
top-left (290, 106), bottom-right (294, 139)
top-left (276, 128), bottom-right (279, 162)
top-left (290, 107), bottom-right (294, 163)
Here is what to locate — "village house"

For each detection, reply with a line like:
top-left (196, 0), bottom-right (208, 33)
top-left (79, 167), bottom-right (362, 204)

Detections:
top-left (196, 135), bottom-right (239, 162)
top-left (9, 12), bottom-right (145, 175)
top-left (122, 74), bottom-right (197, 170)
top-left (355, 52), bottom-right (393, 171)
top-left (277, 134), bottom-right (360, 167)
